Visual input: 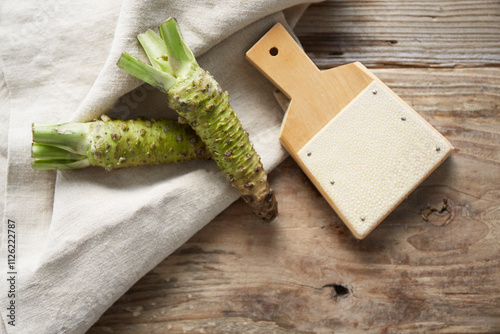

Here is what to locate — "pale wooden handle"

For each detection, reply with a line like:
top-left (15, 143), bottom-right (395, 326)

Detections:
top-left (246, 23), bottom-right (320, 99)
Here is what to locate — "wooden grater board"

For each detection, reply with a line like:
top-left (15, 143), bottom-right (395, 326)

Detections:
top-left (246, 23), bottom-right (453, 239)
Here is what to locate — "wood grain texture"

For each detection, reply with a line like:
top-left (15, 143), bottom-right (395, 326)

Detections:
top-left (294, 0), bottom-right (500, 68)
top-left (88, 1), bottom-right (500, 333)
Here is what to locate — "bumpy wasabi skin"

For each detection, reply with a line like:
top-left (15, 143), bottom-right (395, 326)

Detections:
top-left (169, 65), bottom-right (276, 220)
top-left (117, 18), bottom-right (277, 221)
top-left (32, 116), bottom-right (210, 170)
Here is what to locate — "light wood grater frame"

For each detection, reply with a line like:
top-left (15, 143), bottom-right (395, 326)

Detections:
top-left (246, 23), bottom-right (453, 239)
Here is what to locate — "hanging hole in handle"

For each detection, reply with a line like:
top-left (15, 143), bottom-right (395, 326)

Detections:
top-left (269, 47), bottom-right (278, 56)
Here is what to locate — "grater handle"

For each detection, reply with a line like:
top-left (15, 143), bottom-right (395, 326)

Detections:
top-left (246, 23), bottom-right (321, 99)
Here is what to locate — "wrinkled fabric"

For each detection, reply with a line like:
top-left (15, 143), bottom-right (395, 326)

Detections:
top-left (0, 1), bottom-right (318, 333)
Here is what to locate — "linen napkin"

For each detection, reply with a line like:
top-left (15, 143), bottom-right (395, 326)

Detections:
top-left (0, 0), bottom-right (319, 333)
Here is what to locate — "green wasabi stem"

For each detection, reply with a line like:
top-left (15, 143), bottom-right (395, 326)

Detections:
top-left (117, 18), bottom-right (277, 221)
top-left (32, 116), bottom-right (211, 171)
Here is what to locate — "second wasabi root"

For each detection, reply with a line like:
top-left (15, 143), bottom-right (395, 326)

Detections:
top-left (32, 116), bottom-right (211, 170)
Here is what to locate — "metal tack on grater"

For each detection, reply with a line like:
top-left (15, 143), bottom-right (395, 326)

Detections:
top-left (246, 23), bottom-right (453, 239)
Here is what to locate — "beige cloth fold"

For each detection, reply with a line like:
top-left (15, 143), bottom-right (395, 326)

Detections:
top-left (0, 1), bottom-right (319, 333)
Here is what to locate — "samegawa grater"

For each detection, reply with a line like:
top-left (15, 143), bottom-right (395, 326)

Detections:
top-left (246, 23), bottom-right (453, 239)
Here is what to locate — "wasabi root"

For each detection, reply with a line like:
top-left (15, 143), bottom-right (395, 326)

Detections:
top-left (32, 115), bottom-right (210, 170)
top-left (117, 18), bottom-right (277, 221)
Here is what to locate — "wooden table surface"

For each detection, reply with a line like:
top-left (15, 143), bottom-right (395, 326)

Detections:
top-left (89, 1), bottom-right (500, 333)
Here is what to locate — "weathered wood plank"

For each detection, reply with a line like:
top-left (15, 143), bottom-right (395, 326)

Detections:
top-left (88, 67), bottom-right (500, 333)
top-left (294, 0), bottom-right (500, 68)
